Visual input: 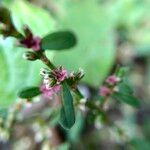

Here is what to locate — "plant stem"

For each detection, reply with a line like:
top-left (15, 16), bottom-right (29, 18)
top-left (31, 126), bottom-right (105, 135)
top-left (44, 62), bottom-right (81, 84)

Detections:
top-left (39, 52), bottom-right (55, 70)
top-left (100, 98), bottom-right (108, 109)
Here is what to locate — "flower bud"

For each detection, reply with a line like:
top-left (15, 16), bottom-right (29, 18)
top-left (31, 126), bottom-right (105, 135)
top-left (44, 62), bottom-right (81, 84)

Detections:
top-left (105, 75), bottom-right (119, 85)
top-left (23, 51), bottom-right (38, 61)
top-left (76, 68), bottom-right (85, 80)
top-left (20, 25), bottom-right (41, 51)
top-left (40, 68), bottom-right (51, 77)
top-left (51, 66), bottom-right (68, 83)
top-left (99, 86), bottom-right (111, 97)
top-left (69, 68), bottom-right (85, 81)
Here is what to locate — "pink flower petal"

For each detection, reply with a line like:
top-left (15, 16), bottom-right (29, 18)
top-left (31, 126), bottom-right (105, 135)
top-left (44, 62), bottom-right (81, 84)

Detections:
top-left (106, 75), bottom-right (118, 85)
top-left (99, 86), bottom-right (110, 97)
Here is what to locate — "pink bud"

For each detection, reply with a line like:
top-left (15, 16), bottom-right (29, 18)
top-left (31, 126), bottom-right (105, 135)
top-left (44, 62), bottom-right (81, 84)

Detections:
top-left (40, 84), bottom-right (53, 98)
top-left (40, 84), bottom-right (61, 98)
top-left (105, 75), bottom-right (118, 85)
top-left (51, 67), bottom-right (67, 83)
top-left (19, 27), bottom-right (41, 51)
top-left (99, 86), bottom-right (111, 97)
top-left (31, 37), bottom-right (41, 51)
top-left (52, 85), bottom-right (61, 92)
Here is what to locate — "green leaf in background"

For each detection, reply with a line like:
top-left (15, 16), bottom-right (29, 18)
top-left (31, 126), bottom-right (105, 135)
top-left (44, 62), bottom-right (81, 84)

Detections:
top-left (18, 86), bottom-right (41, 99)
top-left (118, 82), bottom-right (133, 95)
top-left (0, 0), bottom-right (55, 108)
top-left (57, 142), bottom-right (70, 150)
top-left (10, 0), bottom-right (55, 37)
top-left (59, 82), bottom-right (75, 130)
top-left (53, 0), bottom-right (116, 87)
top-left (115, 66), bottom-right (128, 78)
top-left (41, 31), bottom-right (77, 50)
top-left (112, 92), bottom-right (140, 108)
top-left (112, 0), bottom-right (150, 55)
top-left (129, 138), bottom-right (150, 150)
top-left (0, 37), bottom-right (43, 108)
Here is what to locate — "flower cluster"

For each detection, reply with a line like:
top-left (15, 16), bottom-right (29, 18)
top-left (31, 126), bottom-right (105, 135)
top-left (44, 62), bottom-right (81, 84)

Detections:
top-left (40, 84), bottom-right (60, 98)
top-left (99, 75), bottom-right (120, 97)
top-left (51, 66), bottom-right (68, 83)
top-left (19, 26), bottom-right (41, 51)
top-left (40, 66), bottom-right (68, 97)
top-left (40, 66), bottom-right (67, 87)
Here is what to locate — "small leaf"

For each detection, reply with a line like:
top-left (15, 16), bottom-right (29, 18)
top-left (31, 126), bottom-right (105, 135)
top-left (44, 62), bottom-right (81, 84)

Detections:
top-left (18, 86), bottom-right (41, 99)
top-left (59, 82), bottom-right (75, 129)
top-left (41, 31), bottom-right (77, 50)
top-left (115, 67), bottom-right (128, 78)
top-left (118, 82), bottom-right (133, 95)
top-left (112, 92), bottom-right (140, 107)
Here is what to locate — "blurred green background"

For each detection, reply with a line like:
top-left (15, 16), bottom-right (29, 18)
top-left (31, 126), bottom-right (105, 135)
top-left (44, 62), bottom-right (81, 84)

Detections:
top-left (0, 0), bottom-right (150, 149)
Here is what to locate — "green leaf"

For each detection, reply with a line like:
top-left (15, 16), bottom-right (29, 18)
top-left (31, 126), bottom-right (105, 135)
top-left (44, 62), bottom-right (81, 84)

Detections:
top-left (57, 142), bottom-right (70, 150)
top-left (112, 92), bottom-right (140, 107)
top-left (10, 0), bottom-right (55, 36)
top-left (41, 31), bottom-right (77, 50)
top-left (115, 67), bottom-right (128, 78)
top-left (118, 82), bottom-right (133, 95)
top-left (18, 86), bottom-right (41, 99)
top-left (59, 82), bottom-right (75, 129)
top-left (67, 112), bottom-right (84, 142)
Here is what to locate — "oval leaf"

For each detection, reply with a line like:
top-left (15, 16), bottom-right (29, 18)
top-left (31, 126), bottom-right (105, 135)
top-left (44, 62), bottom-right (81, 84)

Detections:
top-left (118, 82), bottom-right (133, 95)
top-left (59, 82), bottom-right (75, 129)
top-left (112, 93), bottom-right (140, 108)
top-left (18, 87), bottom-right (41, 99)
top-left (41, 31), bottom-right (77, 50)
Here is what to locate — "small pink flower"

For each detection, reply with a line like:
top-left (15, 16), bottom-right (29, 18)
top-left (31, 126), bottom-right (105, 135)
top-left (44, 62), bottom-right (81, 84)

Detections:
top-left (105, 75), bottom-right (118, 85)
top-left (52, 85), bottom-right (61, 92)
top-left (40, 84), bottom-right (61, 98)
top-left (20, 36), bottom-right (41, 51)
top-left (19, 26), bottom-right (41, 51)
top-left (40, 84), bottom-right (53, 97)
top-left (51, 67), bottom-right (67, 83)
top-left (99, 86), bottom-right (111, 97)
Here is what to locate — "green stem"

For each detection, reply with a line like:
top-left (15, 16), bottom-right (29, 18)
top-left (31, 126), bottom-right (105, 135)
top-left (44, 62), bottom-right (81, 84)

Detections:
top-left (39, 52), bottom-right (55, 70)
top-left (100, 97), bottom-right (108, 109)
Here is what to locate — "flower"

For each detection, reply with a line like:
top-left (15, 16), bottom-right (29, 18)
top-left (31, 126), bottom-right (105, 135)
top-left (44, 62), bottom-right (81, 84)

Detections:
top-left (19, 26), bottom-right (41, 51)
top-left (40, 84), bottom-right (61, 98)
top-left (105, 75), bottom-right (119, 85)
top-left (99, 86), bottom-right (111, 97)
top-left (51, 66), bottom-right (68, 83)
top-left (20, 36), bottom-right (41, 51)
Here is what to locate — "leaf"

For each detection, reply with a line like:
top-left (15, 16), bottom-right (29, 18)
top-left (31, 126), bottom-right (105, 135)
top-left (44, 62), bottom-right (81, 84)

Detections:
top-left (67, 112), bottom-right (84, 142)
top-left (53, 0), bottom-right (116, 86)
top-left (41, 31), bottom-right (77, 50)
top-left (57, 142), bottom-right (70, 150)
top-left (112, 92), bottom-right (140, 107)
top-left (10, 0), bottom-right (55, 36)
top-left (59, 82), bottom-right (75, 129)
top-left (18, 86), bottom-right (41, 99)
top-left (115, 67), bottom-right (128, 78)
top-left (118, 82), bottom-right (133, 95)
